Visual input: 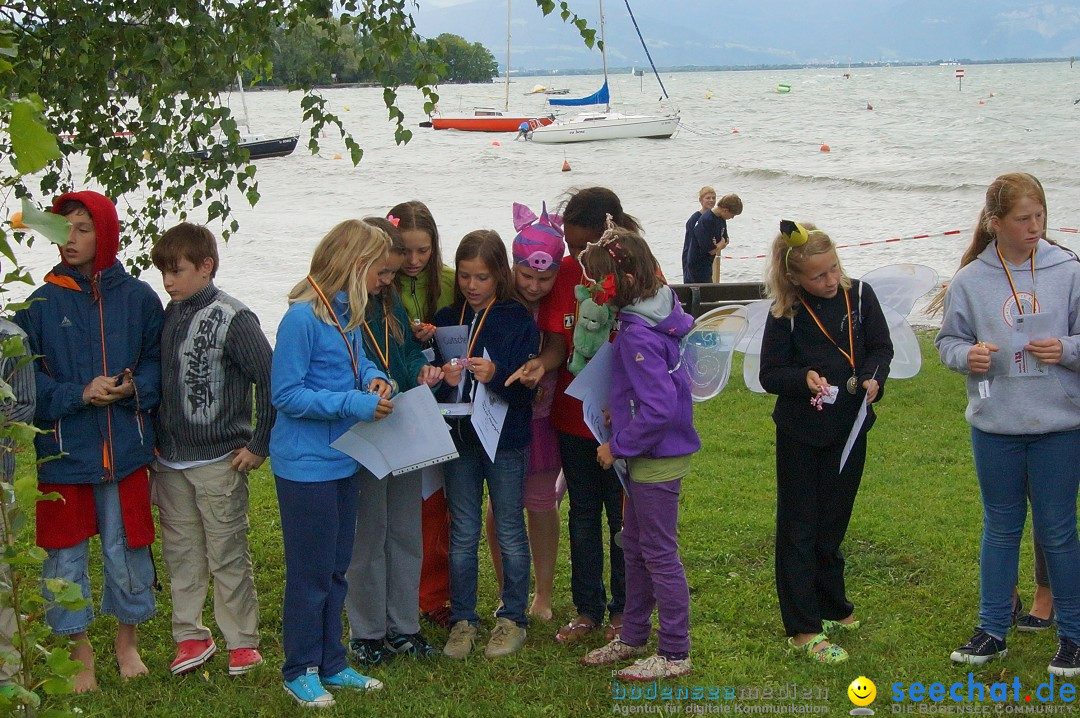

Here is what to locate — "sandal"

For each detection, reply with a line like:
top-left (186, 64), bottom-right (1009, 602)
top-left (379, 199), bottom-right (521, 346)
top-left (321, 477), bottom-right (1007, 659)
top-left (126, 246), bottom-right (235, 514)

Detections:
top-left (555, 615), bottom-right (598, 644)
top-left (1017, 609), bottom-right (1055, 633)
top-left (788, 633), bottom-right (849, 664)
top-left (822, 618), bottom-right (861, 633)
top-left (604, 614), bottom-right (624, 642)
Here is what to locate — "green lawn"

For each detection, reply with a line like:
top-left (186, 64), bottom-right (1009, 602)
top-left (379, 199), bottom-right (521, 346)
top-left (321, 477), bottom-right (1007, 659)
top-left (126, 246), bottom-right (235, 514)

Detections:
top-left (11, 334), bottom-right (1072, 716)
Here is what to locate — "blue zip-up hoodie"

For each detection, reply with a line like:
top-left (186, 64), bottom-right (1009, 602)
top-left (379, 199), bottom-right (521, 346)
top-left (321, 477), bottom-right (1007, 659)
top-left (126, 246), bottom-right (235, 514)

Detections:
top-left (14, 218), bottom-right (163, 484)
top-left (433, 299), bottom-right (539, 450)
top-left (609, 286), bottom-right (701, 460)
top-left (270, 294), bottom-right (389, 482)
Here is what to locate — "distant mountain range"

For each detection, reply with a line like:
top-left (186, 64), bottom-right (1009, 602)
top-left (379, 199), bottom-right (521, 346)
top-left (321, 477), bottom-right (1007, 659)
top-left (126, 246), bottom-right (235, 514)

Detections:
top-left (413, 0), bottom-right (1080, 72)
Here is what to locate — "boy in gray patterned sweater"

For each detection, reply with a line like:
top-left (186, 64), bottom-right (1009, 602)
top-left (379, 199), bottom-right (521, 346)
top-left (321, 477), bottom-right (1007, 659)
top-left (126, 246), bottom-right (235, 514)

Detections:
top-left (150, 223), bottom-right (275, 677)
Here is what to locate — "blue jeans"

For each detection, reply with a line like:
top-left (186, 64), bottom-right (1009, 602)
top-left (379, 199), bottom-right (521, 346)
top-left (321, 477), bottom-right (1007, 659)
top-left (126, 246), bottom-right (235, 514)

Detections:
top-left (558, 432), bottom-right (625, 625)
top-left (42, 481), bottom-right (156, 635)
top-left (444, 443), bottom-right (530, 627)
top-left (971, 428), bottom-right (1080, 641)
top-left (275, 473), bottom-right (360, 682)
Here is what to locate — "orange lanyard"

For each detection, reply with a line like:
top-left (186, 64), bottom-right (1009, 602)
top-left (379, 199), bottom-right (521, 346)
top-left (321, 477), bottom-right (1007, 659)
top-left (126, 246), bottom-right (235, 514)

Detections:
top-left (996, 243), bottom-right (1036, 315)
top-left (459, 298), bottom-right (496, 358)
top-left (362, 317), bottom-right (390, 372)
top-left (306, 276), bottom-right (359, 382)
top-left (799, 288), bottom-right (856, 376)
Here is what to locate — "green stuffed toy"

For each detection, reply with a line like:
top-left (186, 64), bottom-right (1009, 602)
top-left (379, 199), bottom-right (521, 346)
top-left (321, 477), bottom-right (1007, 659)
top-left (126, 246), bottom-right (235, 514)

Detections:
top-left (569, 283), bottom-right (616, 375)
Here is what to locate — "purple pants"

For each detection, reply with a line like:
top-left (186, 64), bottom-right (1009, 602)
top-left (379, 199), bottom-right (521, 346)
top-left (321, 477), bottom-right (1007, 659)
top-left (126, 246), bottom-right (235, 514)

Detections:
top-left (620, 478), bottom-right (690, 656)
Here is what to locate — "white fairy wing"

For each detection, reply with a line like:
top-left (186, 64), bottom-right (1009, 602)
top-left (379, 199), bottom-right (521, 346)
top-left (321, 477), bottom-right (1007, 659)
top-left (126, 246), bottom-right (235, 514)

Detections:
top-left (882, 304), bottom-right (922, 379)
top-left (859, 264), bottom-right (940, 317)
top-left (859, 264), bottom-right (938, 381)
top-left (736, 299), bottom-right (772, 394)
top-left (735, 299), bottom-right (772, 352)
top-left (679, 306), bottom-right (749, 402)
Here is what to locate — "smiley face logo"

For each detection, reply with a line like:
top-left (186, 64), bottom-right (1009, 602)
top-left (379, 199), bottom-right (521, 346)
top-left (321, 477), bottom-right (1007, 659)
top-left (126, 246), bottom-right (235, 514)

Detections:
top-left (848, 676), bottom-right (876, 707)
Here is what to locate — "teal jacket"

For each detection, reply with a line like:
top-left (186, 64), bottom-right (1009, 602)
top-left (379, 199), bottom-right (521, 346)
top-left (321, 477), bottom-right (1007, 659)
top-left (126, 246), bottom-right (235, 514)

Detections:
top-left (362, 294), bottom-right (430, 391)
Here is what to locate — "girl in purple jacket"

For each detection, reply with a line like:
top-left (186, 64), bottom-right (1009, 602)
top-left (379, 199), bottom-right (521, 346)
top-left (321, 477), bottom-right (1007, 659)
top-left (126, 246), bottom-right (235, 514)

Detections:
top-left (578, 228), bottom-right (701, 681)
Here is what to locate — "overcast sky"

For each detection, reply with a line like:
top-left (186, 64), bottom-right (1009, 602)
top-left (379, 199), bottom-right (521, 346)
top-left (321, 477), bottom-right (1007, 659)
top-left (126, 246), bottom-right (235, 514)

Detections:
top-left (411, 0), bottom-right (1080, 69)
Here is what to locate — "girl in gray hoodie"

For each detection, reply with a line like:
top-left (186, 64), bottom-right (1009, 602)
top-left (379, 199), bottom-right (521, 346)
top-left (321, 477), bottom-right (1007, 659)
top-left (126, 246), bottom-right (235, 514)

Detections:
top-left (936, 172), bottom-right (1080, 677)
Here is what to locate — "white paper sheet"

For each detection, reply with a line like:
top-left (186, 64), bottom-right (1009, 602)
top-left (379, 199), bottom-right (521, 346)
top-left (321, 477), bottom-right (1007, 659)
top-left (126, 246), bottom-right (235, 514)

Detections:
top-left (839, 369), bottom-right (877, 473)
top-left (575, 347), bottom-right (629, 491)
top-left (421, 463), bottom-right (444, 500)
top-left (566, 341), bottom-right (613, 402)
top-left (471, 349), bottom-right (509, 462)
top-left (434, 325), bottom-right (469, 363)
top-left (1009, 312), bottom-right (1055, 377)
top-left (331, 386), bottom-right (459, 479)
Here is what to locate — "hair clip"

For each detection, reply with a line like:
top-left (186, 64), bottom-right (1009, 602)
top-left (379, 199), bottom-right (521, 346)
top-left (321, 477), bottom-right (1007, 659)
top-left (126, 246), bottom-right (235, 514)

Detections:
top-left (593, 274), bottom-right (616, 305)
top-left (387, 214), bottom-right (400, 227)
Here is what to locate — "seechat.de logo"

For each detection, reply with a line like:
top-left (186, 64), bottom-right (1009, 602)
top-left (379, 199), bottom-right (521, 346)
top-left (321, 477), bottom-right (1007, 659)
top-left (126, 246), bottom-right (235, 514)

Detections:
top-left (849, 676), bottom-right (878, 715)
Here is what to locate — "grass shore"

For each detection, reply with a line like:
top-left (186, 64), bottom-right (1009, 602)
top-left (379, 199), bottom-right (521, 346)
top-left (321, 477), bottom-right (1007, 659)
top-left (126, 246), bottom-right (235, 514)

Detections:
top-left (11, 334), bottom-right (1069, 716)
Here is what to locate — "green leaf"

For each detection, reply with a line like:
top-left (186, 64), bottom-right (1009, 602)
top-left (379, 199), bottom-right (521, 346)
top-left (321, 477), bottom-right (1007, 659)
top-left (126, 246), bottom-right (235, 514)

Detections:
top-left (45, 646), bottom-right (85, 678)
top-left (9, 98), bottom-right (61, 174)
top-left (19, 199), bottom-right (71, 246)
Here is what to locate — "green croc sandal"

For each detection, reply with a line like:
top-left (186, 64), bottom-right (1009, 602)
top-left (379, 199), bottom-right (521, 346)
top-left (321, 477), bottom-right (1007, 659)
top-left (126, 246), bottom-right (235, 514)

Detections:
top-left (822, 618), bottom-right (861, 633)
top-left (788, 633), bottom-right (849, 664)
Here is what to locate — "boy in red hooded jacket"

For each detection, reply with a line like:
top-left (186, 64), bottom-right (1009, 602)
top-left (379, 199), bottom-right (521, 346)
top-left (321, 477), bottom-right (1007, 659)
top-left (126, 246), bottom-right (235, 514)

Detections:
top-left (15, 191), bottom-right (163, 692)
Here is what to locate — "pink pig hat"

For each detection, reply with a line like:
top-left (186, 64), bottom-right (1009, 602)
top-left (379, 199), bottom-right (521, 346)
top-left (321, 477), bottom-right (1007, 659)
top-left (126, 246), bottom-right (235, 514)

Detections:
top-left (512, 202), bottom-right (565, 271)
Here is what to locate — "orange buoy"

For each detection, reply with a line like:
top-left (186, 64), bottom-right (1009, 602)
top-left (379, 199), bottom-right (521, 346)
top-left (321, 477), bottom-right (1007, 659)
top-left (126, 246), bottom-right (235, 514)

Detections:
top-left (492, 141), bottom-right (501, 146)
top-left (820, 144), bottom-right (831, 152)
top-left (10, 211), bottom-right (26, 229)
top-left (731, 128), bottom-right (740, 134)
top-left (561, 159), bottom-right (571, 172)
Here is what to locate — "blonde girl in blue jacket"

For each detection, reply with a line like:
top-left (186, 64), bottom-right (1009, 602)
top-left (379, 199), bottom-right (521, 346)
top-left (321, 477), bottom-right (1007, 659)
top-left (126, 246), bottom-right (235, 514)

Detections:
top-left (270, 219), bottom-right (395, 707)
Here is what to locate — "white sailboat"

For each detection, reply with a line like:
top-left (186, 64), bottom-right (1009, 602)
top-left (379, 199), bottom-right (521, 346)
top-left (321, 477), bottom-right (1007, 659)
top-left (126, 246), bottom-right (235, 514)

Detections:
top-left (528, 0), bottom-right (678, 144)
top-left (189, 74), bottom-right (298, 160)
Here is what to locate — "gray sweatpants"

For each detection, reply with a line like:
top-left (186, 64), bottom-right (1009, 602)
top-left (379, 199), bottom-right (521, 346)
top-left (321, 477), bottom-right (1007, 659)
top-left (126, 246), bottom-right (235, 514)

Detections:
top-left (345, 468), bottom-right (423, 639)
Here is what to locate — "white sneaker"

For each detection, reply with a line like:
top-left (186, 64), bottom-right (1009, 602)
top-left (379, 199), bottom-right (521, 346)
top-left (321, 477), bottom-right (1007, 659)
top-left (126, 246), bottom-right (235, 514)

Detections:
top-left (444, 620), bottom-right (478, 660)
top-left (616, 654), bottom-right (692, 681)
top-left (582, 638), bottom-right (648, 667)
top-left (484, 617), bottom-right (526, 658)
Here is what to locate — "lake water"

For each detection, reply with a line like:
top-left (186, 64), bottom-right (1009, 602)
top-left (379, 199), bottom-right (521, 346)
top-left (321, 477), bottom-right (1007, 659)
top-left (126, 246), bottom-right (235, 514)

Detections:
top-left (11, 63), bottom-right (1080, 336)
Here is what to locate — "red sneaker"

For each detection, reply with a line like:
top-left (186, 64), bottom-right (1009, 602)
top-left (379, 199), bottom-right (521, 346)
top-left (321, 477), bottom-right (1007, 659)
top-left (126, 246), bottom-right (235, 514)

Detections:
top-left (170, 638), bottom-right (217, 676)
top-left (422, 605), bottom-right (452, 629)
top-left (228, 648), bottom-right (263, 676)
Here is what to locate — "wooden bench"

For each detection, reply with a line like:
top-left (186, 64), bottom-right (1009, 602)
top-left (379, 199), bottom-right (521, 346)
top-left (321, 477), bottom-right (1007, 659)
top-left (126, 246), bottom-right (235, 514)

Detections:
top-left (671, 282), bottom-right (766, 319)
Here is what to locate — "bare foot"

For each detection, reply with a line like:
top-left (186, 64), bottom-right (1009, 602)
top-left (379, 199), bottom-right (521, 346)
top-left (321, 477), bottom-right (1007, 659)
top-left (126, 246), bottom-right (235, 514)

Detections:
top-left (70, 636), bottom-right (98, 694)
top-left (115, 625), bottom-right (149, 680)
top-left (1031, 585), bottom-right (1054, 620)
top-left (528, 600), bottom-right (553, 622)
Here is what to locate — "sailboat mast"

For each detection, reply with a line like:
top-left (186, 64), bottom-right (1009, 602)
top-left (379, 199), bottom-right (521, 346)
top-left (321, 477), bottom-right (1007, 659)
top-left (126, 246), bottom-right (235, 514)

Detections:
top-left (505, 0), bottom-right (511, 112)
top-left (599, 0), bottom-right (609, 112)
top-left (236, 72), bottom-right (252, 135)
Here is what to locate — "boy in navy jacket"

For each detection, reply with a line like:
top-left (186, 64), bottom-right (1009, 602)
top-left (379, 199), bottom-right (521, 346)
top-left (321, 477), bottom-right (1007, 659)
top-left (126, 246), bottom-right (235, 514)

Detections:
top-left (15, 191), bottom-right (163, 692)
